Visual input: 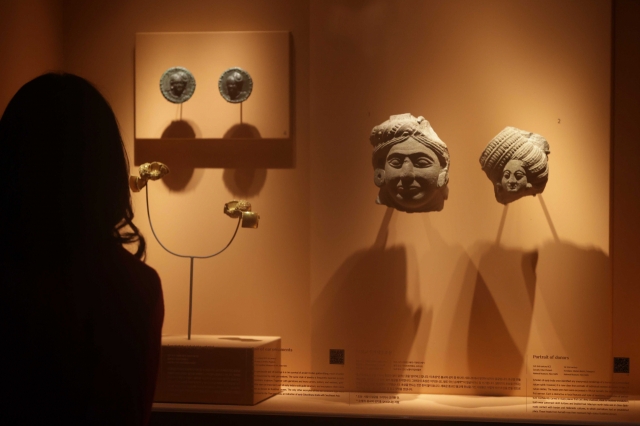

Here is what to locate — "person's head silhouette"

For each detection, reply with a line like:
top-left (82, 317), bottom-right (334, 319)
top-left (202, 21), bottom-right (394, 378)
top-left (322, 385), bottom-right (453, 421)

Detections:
top-left (1, 74), bottom-right (163, 425)
top-left (0, 73), bottom-right (145, 261)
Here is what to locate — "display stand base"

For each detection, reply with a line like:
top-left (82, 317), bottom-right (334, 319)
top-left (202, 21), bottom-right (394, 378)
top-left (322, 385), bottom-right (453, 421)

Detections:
top-left (154, 335), bottom-right (282, 405)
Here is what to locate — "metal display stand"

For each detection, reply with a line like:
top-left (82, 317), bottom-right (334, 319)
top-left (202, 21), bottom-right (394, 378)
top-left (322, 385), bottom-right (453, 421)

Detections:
top-left (144, 184), bottom-right (242, 340)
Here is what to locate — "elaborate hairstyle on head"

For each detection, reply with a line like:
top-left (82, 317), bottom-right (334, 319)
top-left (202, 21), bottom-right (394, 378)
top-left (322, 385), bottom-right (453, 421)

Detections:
top-left (170, 71), bottom-right (188, 83)
top-left (479, 126), bottom-right (550, 203)
top-left (227, 71), bottom-right (244, 87)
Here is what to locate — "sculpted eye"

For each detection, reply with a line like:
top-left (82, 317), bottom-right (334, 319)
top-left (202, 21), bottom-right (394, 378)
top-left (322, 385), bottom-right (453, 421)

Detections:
top-left (515, 171), bottom-right (525, 180)
top-left (414, 157), bottom-right (434, 168)
top-left (503, 171), bottom-right (511, 179)
top-left (388, 157), bottom-right (403, 168)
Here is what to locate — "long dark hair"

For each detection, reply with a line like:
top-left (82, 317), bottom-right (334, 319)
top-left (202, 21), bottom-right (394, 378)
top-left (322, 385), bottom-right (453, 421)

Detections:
top-left (0, 73), bottom-right (145, 260)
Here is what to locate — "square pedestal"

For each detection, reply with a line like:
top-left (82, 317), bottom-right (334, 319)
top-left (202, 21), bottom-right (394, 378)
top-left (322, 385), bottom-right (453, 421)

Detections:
top-left (154, 335), bottom-right (282, 405)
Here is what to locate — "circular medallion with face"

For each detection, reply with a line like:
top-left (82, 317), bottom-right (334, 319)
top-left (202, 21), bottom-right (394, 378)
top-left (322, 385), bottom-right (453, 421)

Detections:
top-left (218, 67), bottom-right (253, 103)
top-left (160, 67), bottom-right (196, 104)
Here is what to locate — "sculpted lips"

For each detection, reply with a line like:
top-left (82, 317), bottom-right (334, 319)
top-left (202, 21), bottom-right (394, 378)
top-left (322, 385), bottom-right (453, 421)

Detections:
top-left (397, 185), bottom-right (421, 195)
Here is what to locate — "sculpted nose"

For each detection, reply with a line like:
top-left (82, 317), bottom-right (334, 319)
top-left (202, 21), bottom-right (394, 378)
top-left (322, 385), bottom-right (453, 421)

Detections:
top-left (400, 159), bottom-right (415, 181)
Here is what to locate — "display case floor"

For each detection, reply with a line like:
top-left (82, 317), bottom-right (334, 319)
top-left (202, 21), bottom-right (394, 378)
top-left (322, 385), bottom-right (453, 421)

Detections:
top-left (154, 392), bottom-right (639, 424)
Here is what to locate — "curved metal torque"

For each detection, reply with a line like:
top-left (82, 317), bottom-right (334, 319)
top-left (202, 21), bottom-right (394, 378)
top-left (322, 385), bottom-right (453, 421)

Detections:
top-left (145, 184), bottom-right (242, 259)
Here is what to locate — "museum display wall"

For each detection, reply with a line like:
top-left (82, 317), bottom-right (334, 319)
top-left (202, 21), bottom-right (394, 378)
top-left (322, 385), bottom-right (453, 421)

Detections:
top-left (309, 0), bottom-right (613, 397)
top-left (1, 0), bottom-right (640, 422)
top-left (0, 0), bottom-right (63, 112)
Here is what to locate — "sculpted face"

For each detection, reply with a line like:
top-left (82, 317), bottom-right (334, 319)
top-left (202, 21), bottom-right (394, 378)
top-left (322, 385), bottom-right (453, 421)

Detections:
top-left (226, 75), bottom-right (241, 99)
top-left (383, 138), bottom-right (442, 210)
top-left (169, 74), bottom-right (187, 97)
top-left (501, 160), bottom-right (528, 193)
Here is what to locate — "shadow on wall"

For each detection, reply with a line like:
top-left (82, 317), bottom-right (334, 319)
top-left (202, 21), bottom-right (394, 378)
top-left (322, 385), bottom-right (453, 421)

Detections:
top-left (135, 117), bottom-right (290, 195)
top-left (534, 241), bottom-right (611, 368)
top-left (142, 120), bottom-right (270, 195)
top-left (223, 122), bottom-right (261, 139)
top-left (415, 216), bottom-right (482, 391)
top-left (311, 208), bottom-right (430, 392)
top-left (466, 244), bottom-right (538, 385)
top-left (160, 119), bottom-right (204, 191)
top-left (460, 240), bottom-right (611, 394)
top-left (441, 201), bottom-right (611, 396)
top-left (222, 123), bottom-right (267, 197)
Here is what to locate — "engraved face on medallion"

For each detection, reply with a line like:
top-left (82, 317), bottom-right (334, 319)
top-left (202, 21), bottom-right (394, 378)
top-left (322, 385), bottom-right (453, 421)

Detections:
top-left (160, 67), bottom-right (196, 104)
top-left (218, 67), bottom-right (253, 103)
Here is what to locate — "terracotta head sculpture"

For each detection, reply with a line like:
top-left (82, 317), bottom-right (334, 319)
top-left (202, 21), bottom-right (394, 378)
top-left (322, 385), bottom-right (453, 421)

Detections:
top-left (479, 126), bottom-right (550, 205)
top-left (370, 114), bottom-right (450, 213)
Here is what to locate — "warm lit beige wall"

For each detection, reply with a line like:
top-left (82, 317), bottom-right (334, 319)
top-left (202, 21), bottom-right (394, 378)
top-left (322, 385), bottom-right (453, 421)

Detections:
top-left (310, 0), bottom-right (613, 394)
top-left (61, 0), bottom-right (312, 371)
top-left (0, 0), bottom-right (63, 112)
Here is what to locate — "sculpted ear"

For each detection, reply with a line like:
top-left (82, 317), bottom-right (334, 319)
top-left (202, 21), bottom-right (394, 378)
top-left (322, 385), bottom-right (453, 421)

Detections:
top-left (526, 183), bottom-right (533, 189)
top-left (374, 168), bottom-right (385, 187)
top-left (437, 170), bottom-right (448, 187)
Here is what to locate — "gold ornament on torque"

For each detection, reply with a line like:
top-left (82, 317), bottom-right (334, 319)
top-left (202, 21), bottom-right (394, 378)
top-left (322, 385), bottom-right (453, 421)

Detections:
top-left (224, 200), bottom-right (260, 229)
top-left (129, 162), bottom-right (170, 192)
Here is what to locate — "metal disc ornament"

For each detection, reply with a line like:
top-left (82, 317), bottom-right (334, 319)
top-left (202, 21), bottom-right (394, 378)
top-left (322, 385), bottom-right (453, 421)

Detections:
top-left (218, 67), bottom-right (253, 103)
top-left (160, 67), bottom-right (196, 104)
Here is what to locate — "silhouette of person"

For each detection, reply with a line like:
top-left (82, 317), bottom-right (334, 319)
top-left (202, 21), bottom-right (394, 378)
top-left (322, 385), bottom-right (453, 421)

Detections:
top-left (0, 73), bottom-right (164, 425)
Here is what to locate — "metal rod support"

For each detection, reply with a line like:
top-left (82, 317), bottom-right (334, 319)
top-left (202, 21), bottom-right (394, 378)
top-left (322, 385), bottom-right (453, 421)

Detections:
top-left (188, 257), bottom-right (194, 340)
top-left (144, 183), bottom-right (242, 337)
